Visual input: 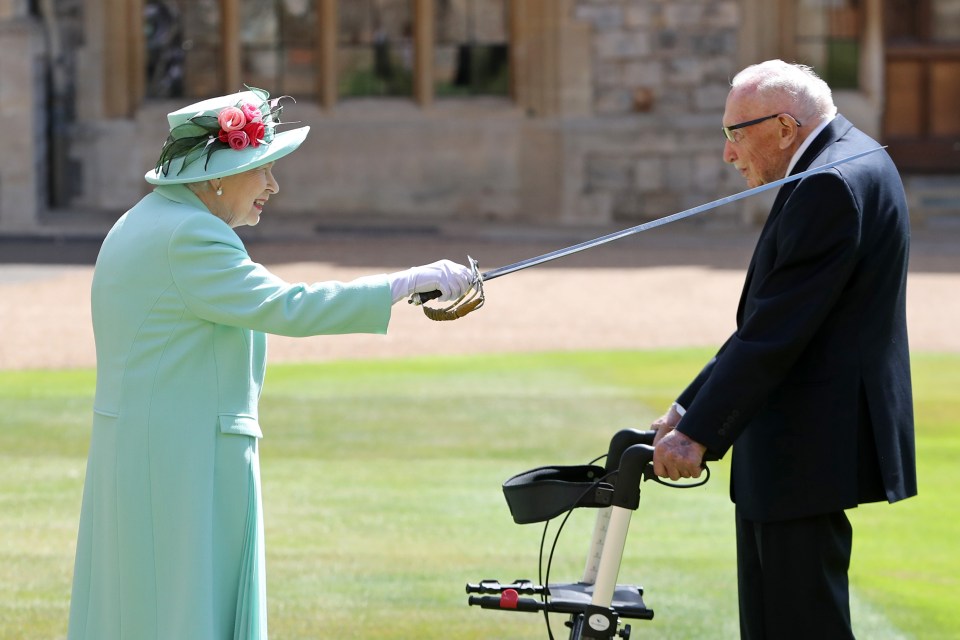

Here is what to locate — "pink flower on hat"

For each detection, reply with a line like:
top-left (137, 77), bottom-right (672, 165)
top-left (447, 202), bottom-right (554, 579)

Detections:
top-left (217, 106), bottom-right (247, 132)
top-left (240, 102), bottom-right (263, 123)
top-left (225, 129), bottom-right (250, 150)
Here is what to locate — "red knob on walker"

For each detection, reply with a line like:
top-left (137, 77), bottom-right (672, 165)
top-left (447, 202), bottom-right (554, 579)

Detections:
top-left (500, 588), bottom-right (519, 609)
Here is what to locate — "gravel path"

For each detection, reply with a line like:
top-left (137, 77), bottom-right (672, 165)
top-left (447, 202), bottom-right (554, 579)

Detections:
top-left (1, 222), bottom-right (958, 371)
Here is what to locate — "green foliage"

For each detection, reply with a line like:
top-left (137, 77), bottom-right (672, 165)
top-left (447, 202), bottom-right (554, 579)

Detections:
top-left (340, 67), bottom-right (414, 98)
top-left (0, 351), bottom-right (954, 638)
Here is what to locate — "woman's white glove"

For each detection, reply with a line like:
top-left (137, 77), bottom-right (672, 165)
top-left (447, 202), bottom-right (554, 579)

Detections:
top-left (387, 260), bottom-right (475, 304)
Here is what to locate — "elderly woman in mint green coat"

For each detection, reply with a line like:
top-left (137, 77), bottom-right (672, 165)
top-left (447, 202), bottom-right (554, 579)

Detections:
top-left (67, 88), bottom-right (474, 640)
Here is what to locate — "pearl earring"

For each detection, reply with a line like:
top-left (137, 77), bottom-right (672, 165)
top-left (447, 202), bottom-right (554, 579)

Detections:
top-left (216, 183), bottom-right (223, 196)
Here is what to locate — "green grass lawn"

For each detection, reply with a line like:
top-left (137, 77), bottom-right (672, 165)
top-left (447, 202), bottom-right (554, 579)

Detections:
top-left (0, 350), bottom-right (956, 639)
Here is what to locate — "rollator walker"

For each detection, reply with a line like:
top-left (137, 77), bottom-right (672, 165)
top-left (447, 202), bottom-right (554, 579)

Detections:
top-left (465, 428), bottom-right (717, 639)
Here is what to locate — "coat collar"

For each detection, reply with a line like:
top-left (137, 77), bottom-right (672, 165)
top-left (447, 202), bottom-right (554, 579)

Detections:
top-left (789, 114), bottom-right (854, 176)
top-left (152, 183), bottom-right (211, 212)
top-left (768, 114), bottom-right (853, 218)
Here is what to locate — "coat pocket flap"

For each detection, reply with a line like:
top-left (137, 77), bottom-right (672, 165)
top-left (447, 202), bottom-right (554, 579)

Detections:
top-left (219, 414), bottom-right (263, 438)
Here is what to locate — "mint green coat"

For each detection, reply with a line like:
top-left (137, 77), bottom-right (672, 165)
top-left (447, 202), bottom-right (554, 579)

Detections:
top-left (68, 185), bottom-right (391, 640)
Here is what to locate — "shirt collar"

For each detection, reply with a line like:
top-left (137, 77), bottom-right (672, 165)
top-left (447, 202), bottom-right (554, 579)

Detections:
top-left (786, 116), bottom-right (835, 176)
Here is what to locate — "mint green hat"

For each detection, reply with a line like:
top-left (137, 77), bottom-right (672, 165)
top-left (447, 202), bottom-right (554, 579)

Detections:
top-left (144, 86), bottom-right (309, 185)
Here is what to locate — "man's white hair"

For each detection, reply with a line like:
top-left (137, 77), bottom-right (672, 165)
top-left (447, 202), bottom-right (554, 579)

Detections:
top-left (731, 60), bottom-right (838, 124)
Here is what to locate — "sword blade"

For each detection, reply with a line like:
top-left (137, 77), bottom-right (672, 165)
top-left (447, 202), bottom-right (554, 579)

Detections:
top-left (479, 146), bottom-right (885, 282)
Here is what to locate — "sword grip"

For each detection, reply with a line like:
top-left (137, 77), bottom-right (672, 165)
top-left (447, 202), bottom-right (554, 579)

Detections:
top-left (409, 290), bottom-right (442, 305)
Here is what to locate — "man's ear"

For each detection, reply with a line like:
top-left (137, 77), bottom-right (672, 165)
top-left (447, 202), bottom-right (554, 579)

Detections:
top-left (778, 115), bottom-right (800, 150)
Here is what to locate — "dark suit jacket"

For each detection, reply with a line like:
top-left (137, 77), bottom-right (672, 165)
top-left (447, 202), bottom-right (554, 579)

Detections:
top-left (676, 115), bottom-right (917, 522)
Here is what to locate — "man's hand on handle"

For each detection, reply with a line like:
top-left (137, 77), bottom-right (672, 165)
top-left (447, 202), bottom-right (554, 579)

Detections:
top-left (651, 404), bottom-right (708, 481)
top-left (651, 403), bottom-right (683, 444)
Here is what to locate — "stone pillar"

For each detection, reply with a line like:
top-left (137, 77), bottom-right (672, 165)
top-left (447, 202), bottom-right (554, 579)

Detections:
top-left (513, 0), bottom-right (592, 118)
top-left (0, 16), bottom-right (47, 233)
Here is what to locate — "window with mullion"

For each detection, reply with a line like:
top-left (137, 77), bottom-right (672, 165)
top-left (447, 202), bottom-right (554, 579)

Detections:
top-left (145, 0), bottom-right (223, 99)
top-left (145, 0), bottom-right (319, 100)
top-left (240, 0), bottom-right (318, 98)
top-left (794, 0), bottom-right (862, 90)
top-left (932, 0), bottom-right (960, 42)
top-left (338, 0), bottom-right (414, 98)
top-left (434, 0), bottom-right (508, 97)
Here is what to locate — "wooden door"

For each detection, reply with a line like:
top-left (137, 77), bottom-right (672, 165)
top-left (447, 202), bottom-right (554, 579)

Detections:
top-left (884, 0), bottom-right (960, 171)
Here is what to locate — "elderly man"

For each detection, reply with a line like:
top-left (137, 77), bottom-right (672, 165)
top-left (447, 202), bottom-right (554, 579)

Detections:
top-left (651, 60), bottom-right (916, 639)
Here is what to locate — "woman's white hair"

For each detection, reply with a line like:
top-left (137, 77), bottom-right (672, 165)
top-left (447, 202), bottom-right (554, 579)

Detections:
top-left (731, 60), bottom-right (838, 124)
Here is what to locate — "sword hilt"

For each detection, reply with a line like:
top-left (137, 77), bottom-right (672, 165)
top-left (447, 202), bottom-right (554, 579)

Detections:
top-left (408, 256), bottom-right (483, 306)
top-left (410, 290), bottom-right (442, 305)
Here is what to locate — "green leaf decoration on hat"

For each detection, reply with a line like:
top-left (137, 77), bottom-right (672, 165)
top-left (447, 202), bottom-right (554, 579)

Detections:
top-left (181, 138), bottom-right (219, 173)
top-left (168, 120), bottom-right (213, 140)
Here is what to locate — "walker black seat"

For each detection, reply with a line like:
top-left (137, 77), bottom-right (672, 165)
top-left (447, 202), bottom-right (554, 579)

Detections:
top-left (502, 465), bottom-right (613, 524)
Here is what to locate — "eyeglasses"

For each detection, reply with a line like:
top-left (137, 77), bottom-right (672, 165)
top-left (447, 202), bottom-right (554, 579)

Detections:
top-left (722, 113), bottom-right (801, 143)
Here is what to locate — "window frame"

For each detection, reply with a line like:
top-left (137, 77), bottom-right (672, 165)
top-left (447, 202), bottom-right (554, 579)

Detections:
top-left (782, 0), bottom-right (866, 90)
top-left (123, 0), bottom-right (514, 111)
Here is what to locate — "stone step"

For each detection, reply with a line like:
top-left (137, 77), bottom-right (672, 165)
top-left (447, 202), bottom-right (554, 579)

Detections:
top-left (903, 176), bottom-right (960, 227)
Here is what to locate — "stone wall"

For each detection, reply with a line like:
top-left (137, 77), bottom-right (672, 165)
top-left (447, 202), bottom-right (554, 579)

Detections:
top-left (0, 16), bottom-right (46, 232)
top-left (54, 0), bottom-right (751, 227)
top-left (575, 0), bottom-right (739, 117)
top-left (560, 0), bottom-right (744, 223)
top-left (3, 0), bottom-right (853, 231)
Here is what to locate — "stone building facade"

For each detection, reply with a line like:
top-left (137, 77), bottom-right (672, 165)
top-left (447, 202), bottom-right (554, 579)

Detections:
top-left (1, 0), bottom-right (958, 233)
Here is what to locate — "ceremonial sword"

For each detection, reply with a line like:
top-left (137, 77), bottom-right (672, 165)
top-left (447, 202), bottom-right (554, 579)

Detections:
top-left (413, 146), bottom-right (886, 307)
